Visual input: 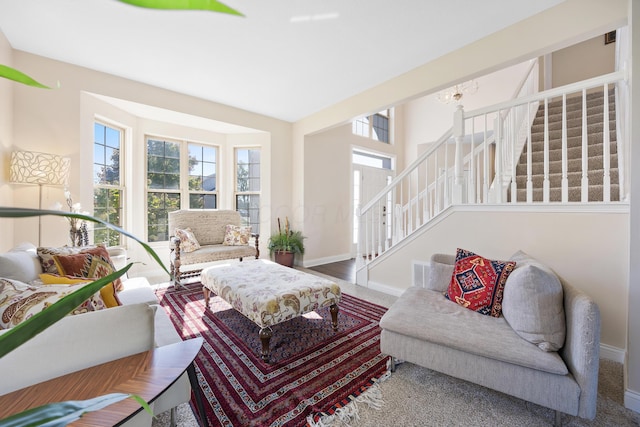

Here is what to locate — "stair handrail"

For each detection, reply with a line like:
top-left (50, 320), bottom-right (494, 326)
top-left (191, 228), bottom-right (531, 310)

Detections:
top-left (359, 128), bottom-right (453, 214)
top-left (465, 70), bottom-right (625, 120)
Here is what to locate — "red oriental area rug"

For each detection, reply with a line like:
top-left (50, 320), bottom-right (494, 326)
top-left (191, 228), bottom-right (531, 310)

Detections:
top-left (156, 281), bottom-right (390, 427)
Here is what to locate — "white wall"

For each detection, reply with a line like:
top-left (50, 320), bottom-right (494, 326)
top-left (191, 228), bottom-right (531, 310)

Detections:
top-left (553, 33), bottom-right (617, 87)
top-left (626, 0), bottom-right (640, 412)
top-left (367, 207), bottom-right (629, 352)
top-left (2, 51), bottom-right (292, 260)
top-left (403, 60), bottom-right (534, 159)
top-left (302, 123), bottom-right (401, 265)
top-left (0, 31), bottom-right (13, 251)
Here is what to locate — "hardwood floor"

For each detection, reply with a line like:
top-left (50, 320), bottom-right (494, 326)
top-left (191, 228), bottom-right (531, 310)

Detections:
top-left (308, 259), bottom-right (356, 283)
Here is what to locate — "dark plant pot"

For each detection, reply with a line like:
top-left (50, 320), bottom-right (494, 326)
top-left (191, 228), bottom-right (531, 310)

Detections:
top-left (274, 251), bottom-right (295, 268)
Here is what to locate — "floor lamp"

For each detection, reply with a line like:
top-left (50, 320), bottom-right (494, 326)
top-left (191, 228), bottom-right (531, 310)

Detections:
top-left (9, 151), bottom-right (71, 246)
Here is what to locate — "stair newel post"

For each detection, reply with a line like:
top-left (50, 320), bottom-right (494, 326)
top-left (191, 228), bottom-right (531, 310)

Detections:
top-left (581, 88), bottom-right (589, 202)
top-left (602, 83), bottom-right (611, 202)
top-left (543, 98), bottom-right (550, 203)
top-left (452, 104), bottom-right (465, 204)
top-left (355, 203), bottom-right (364, 269)
top-left (561, 93), bottom-right (569, 202)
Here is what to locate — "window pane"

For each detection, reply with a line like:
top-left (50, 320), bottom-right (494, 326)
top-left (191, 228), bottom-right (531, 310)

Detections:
top-left (236, 148), bottom-right (260, 192)
top-left (147, 192), bottom-right (180, 242)
top-left (236, 194), bottom-right (260, 234)
top-left (93, 187), bottom-right (122, 246)
top-left (190, 193), bottom-right (217, 209)
top-left (94, 123), bottom-right (121, 186)
top-left (188, 143), bottom-right (217, 192)
top-left (372, 113), bottom-right (389, 143)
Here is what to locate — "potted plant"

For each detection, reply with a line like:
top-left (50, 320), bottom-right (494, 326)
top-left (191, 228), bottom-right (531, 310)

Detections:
top-left (268, 217), bottom-right (305, 267)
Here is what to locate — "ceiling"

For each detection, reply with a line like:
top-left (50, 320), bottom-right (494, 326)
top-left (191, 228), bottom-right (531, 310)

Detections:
top-left (0, 0), bottom-right (564, 123)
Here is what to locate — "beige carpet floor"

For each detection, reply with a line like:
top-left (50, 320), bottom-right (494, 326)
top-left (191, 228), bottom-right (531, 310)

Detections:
top-left (152, 271), bottom-right (640, 427)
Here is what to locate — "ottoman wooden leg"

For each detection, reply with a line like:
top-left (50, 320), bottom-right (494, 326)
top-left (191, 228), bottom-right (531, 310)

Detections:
top-left (259, 327), bottom-right (273, 363)
top-left (203, 287), bottom-right (211, 310)
top-left (330, 304), bottom-right (339, 331)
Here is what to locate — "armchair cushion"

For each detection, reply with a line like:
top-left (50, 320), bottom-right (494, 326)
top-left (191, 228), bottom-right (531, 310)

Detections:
top-left (174, 228), bottom-right (201, 253)
top-left (223, 224), bottom-right (252, 246)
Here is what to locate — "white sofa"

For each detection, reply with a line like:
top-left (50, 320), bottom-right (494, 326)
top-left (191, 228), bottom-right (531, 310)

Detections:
top-left (379, 251), bottom-right (601, 425)
top-left (0, 243), bottom-right (191, 427)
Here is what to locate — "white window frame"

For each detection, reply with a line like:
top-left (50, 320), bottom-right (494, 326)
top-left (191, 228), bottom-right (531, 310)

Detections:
top-left (234, 147), bottom-right (261, 234)
top-left (145, 135), bottom-right (220, 242)
top-left (352, 108), bottom-right (394, 144)
top-left (93, 119), bottom-right (125, 247)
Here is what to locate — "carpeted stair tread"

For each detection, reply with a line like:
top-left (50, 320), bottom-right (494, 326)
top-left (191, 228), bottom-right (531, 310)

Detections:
top-left (526, 143), bottom-right (617, 163)
top-left (527, 133), bottom-right (617, 152)
top-left (515, 168), bottom-right (619, 188)
top-left (531, 119), bottom-right (616, 135)
top-left (517, 155), bottom-right (618, 175)
top-left (513, 184), bottom-right (620, 203)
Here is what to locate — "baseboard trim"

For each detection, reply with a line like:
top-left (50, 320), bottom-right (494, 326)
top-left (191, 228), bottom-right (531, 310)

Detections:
top-left (303, 253), bottom-right (352, 268)
top-left (600, 343), bottom-right (625, 363)
top-left (367, 280), bottom-right (404, 297)
top-left (624, 389), bottom-right (640, 414)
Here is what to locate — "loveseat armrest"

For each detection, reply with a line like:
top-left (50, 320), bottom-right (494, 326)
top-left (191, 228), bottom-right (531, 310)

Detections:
top-left (559, 280), bottom-right (601, 420)
top-left (252, 233), bottom-right (260, 259)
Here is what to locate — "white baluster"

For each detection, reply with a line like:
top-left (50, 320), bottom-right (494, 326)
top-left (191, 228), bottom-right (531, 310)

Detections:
top-left (526, 101), bottom-right (533, 203)
top-left (561, 94), bottom-right (568, 202)
top-left (581, 89), bottom-right (589, 202)
top-left (452, 105), bottom-right (465, 204)
top-left (469, 117), bottom-right (476, 204)
top-left (543, 98), bottom-right (550, 203)
top-left (603, 83), bottom-right (611, 202)
top-left (510, 107), bottom-right (517, 203)
top-left (495, 113), bottom-right (503, 203)
top-left (483, 115), bottom-right (489, 203)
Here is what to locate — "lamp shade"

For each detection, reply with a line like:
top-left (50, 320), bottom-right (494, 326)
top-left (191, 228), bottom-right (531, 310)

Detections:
top-left (10, 151), bottom-right (70, 186)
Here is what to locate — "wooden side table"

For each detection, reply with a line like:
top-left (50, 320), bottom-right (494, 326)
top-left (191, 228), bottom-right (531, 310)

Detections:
top-left (0, 337), bottom-right (206, 426)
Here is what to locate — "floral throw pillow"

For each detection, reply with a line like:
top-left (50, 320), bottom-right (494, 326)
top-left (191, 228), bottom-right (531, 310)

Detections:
top-left (0, 280), bottom-right (107, 329)
top-left (445, 248), bottom-right (516, 318)
top-left (50, 246), bottom-right (123, 293)
top-left (175, 228), bottom-right (201, 253)
top-left (223, 224), bottom-right (252, 246)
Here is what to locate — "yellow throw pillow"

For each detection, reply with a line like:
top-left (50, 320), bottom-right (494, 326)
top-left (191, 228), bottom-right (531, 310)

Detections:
top-left (39, 273), bottom-right (122, 308)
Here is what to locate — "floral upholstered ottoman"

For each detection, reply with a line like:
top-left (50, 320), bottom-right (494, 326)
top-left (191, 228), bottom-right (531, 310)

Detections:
top-left (201, 259), bottom-right (341, 362)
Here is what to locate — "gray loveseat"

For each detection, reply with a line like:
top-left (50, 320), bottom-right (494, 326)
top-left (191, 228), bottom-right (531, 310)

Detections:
top-left (379, 251), bottom-right (600, 425)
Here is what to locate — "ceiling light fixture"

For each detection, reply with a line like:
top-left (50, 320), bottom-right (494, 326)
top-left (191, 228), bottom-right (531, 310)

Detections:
top-left (437, 80), bottom-right (479, 104)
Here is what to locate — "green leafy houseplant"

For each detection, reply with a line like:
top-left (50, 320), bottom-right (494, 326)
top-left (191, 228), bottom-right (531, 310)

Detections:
top-left (0, 207), bottom-right (170, 426)
top-left (268, 218), bottom-right (305, 268)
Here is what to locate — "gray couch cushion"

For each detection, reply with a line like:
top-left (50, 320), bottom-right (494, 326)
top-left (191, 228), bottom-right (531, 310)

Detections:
top-left (379, 286), bottom-right (568, 375)
top-left (503, 251), bottom-right (566, 352)
top-left (0, 243), bottom-right (42, 283)
top-left (428, 253), bottom-right (455, 292)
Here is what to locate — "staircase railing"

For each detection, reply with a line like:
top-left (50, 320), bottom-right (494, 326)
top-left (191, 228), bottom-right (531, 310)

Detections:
top-left (356, 65), bottom-right (627, 270)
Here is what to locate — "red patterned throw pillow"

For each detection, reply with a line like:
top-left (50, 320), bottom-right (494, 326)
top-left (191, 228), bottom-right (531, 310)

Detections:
top-left (445, 248), bottom-right (516, 317)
